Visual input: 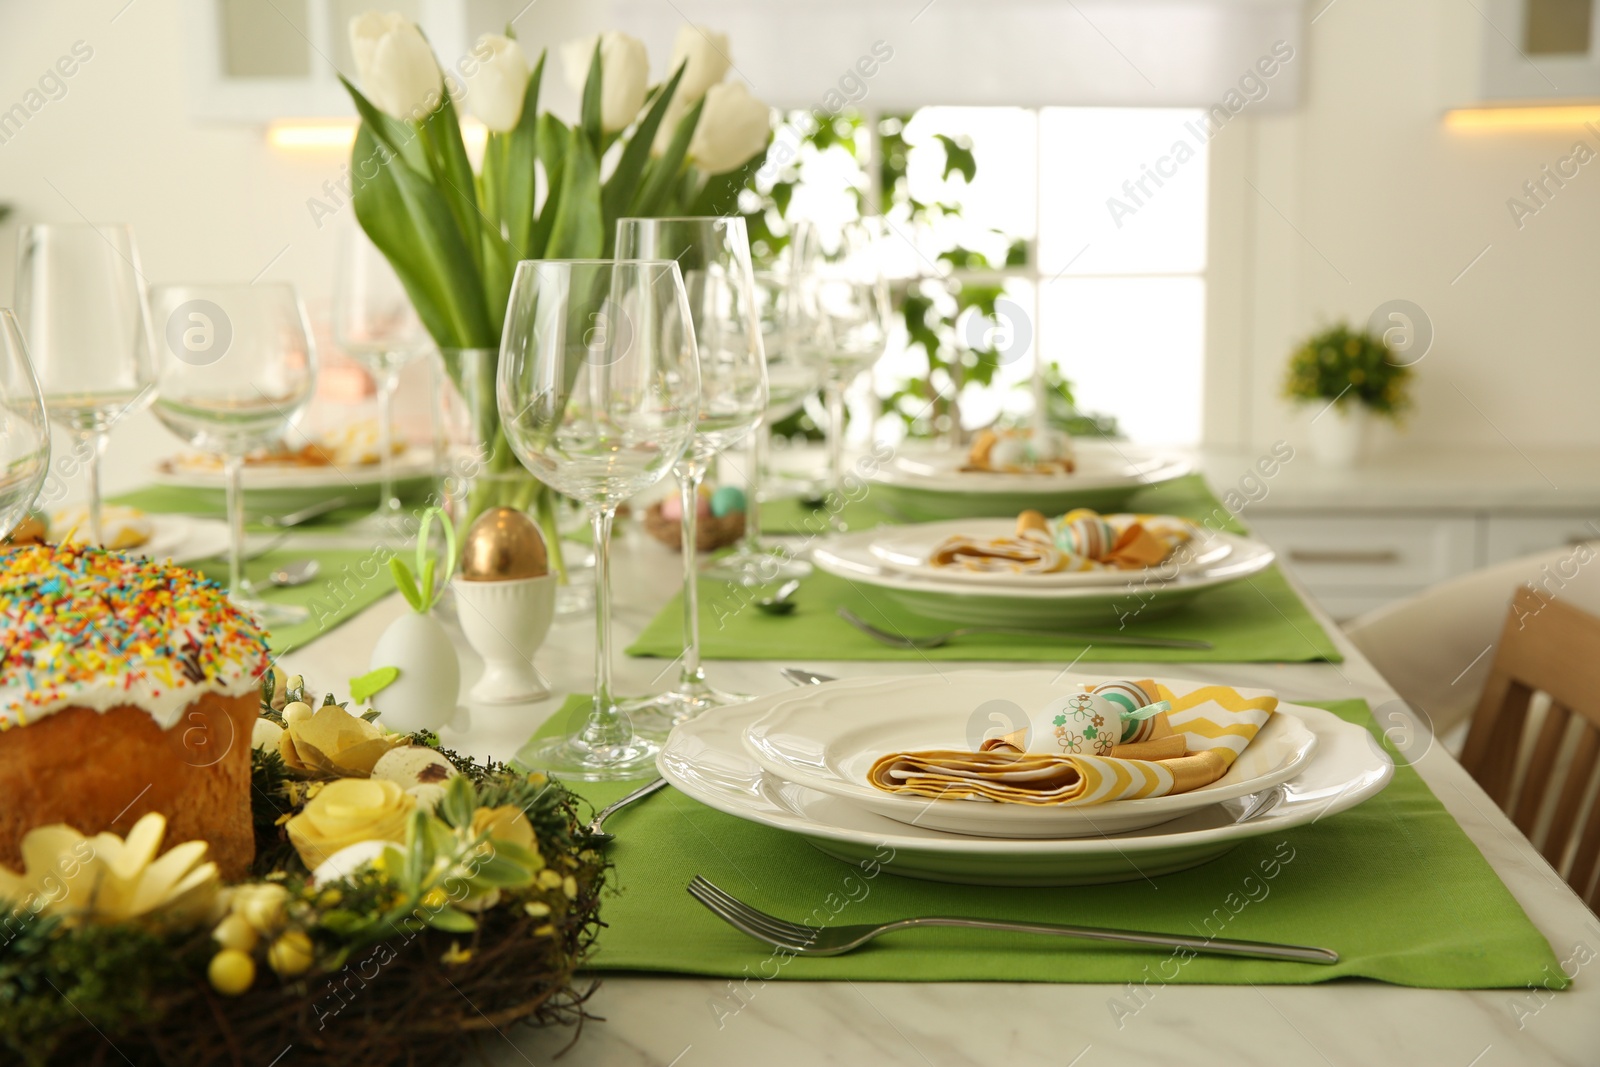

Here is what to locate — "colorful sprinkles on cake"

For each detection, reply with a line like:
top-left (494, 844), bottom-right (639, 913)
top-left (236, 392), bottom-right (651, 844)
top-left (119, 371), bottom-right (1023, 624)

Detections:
top-left (0, 543), bottom-right (270, 727)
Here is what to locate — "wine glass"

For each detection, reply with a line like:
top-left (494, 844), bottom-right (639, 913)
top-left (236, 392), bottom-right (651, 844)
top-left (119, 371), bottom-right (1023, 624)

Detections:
top-left (13, 223), bottom-right (155, 547)
top-left (615, 217), bottom-right (769, 727)
top-left (703, 267), bottom-right (821, 584)
top-left (148, 283), bottom-right (317, 626)
top-left (791, 219), bottom-right (891, 532)
top-left (332, 226), bottom-right (434, 536)
top-left (498, 259), bottom-right (700, 780)
top-left (0, 310), bottom-right (50, 540)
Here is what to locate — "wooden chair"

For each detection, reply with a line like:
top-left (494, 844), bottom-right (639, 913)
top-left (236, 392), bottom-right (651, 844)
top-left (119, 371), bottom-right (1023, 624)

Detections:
top-left (1460, 586), bottom-right (1600, 910)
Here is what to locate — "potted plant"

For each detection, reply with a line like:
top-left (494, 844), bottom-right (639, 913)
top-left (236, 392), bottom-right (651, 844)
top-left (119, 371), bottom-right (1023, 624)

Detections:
top-left (1283, 323), bottom-right (1413, 467)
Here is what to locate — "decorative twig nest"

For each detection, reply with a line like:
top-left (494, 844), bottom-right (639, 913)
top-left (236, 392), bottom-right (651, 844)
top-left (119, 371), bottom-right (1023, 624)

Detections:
top-left (0, 673), bottom-right (607, 1067)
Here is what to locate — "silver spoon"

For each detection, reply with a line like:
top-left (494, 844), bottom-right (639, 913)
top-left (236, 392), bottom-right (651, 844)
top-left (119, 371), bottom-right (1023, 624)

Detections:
top-left (269, 558), bottom-right (320, 587)
top-left (583, 776), bottom-right (672, 844)
top-left (755, 579), bottom-right (802, 616)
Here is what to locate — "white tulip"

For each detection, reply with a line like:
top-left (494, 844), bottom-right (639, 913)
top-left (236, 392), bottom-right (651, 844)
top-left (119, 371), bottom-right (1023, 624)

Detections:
top-left (349, 11), bottom-right (444, 122)
top-left (464, 33), bottom-right (530, 132)
top-left (689, 81), bottom-right (771, 174)
top-left (560, 31), bottom-right (650, 132)
top-left (669, 25), bottom-right (732, 102)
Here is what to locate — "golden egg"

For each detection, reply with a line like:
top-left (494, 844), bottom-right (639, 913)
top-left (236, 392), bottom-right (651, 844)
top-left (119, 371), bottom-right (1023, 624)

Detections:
top-left (460, 507), bottom-right (548, 581)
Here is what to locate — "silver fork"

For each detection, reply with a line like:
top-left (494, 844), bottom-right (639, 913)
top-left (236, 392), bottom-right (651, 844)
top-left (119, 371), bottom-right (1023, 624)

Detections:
top-left (687, 876), bottom-right (1337, 963)
top-left (837, 608), bottom-right (1213, 651)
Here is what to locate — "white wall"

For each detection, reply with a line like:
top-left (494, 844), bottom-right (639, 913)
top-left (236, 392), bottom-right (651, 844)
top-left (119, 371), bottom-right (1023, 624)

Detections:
top-left (1206, 0), bottom-right (1600, 451)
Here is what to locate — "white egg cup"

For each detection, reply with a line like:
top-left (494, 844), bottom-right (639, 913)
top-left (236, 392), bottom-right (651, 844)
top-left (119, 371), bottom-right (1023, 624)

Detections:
top-left (451, 574), bottom-right (557, 704)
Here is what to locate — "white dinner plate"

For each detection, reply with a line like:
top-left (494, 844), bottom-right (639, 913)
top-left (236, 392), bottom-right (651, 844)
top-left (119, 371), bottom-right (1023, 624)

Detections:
top-left (811, 527), bottom-right (1275, 627)
top-left (155, 446), bottom-right (433, 492)
top-left (62, 515), bottom-right (230, 565)
top-left (743, 671), bottom-right (1318, 838)
top-left (869, 440), bottom-right (1195, 520)
top-left (657, 678), bottom-right (1393, 887)
top-left (866, 517), bottom-right (1232, 589)
top-left (137, 515), bottom-right (231, 564)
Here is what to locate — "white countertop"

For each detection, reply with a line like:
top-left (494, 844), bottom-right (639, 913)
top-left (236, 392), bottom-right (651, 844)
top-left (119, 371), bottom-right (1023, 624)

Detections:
top-left (280, 523), bottom-right (1600, 1067)
top-left (1201, 444), bottom-right (1600, 514)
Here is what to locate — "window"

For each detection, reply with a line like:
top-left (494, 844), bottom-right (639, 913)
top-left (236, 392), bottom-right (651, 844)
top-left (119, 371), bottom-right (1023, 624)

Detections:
top-left (896, 105), bottom-right (1209, 446)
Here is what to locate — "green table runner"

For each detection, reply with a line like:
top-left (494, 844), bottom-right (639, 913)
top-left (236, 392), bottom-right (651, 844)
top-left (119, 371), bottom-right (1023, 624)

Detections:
top-left (110, 485), bottom-right (412, 533)
top-left (628, 565), bottom-right (1340, 663)
top-left (189, 548), bottom-right (395, 655)
top-left (556, 700), bottom-right (1564, 989)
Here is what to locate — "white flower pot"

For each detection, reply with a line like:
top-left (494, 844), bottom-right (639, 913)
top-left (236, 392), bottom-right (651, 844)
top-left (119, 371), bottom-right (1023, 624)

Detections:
top-left (451, 574), bottom-right (556, 704)
top-left (1308, 404), bottom-right (1368, 468)
top-left (369, 612), bottom-right (460, 732)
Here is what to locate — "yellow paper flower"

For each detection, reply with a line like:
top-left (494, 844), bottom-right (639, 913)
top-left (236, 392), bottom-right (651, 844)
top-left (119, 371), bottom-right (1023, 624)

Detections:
top-left (278, 701), bottom-right (407, 778)
top-left (286, 778), bottom-right (415, 870)
top-left (0, 813), bottom-right (218, 929)
top-left (470, 805), bottom-right (540, 861)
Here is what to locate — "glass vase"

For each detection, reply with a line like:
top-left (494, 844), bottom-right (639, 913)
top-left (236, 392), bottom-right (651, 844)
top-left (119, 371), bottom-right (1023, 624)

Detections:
top-left (434, 347), bottom-right (576, 589)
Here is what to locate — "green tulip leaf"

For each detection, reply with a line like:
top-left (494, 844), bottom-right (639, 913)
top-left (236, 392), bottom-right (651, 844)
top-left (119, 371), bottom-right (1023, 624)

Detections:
top-left (630, 97), bottom-right (703, 218)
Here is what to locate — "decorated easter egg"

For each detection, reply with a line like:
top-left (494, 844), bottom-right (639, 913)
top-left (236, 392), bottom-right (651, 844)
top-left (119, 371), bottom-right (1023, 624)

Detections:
top-left (460, 506), bottom-right (548, 581)
top-left (660, 492), bottom-right (683, 521)
top-left (1056, 510), bottom-right (1118, 560)
top-left (1039, 692), bottom-right (1123, 757)
top-left (711, 486), bottom-right (746, 517)
top-left (989, 435), bottom-right (1029, 469)
top-left (1091, 679), bottom-right (1165, 744)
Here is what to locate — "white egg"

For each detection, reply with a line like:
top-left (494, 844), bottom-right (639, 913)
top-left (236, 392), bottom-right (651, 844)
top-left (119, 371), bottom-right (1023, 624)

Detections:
top-left (368, 612), bottom-right (460, 733)
top-left (309, 840), bottom-right (405, 887)
top-left (251, 718), bottom-right (284, 752)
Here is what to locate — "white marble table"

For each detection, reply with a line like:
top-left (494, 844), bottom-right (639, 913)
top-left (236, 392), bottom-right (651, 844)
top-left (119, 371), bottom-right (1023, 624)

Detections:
top-left (281, 524), bottom-right (1600, 1067)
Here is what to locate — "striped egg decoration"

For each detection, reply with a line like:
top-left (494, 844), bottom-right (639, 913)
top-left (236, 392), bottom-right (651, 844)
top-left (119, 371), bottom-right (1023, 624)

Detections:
top-left (1055, 510), bottom-right (1118, 560)
top-left (1090, 679), bottom-right (1162, 743)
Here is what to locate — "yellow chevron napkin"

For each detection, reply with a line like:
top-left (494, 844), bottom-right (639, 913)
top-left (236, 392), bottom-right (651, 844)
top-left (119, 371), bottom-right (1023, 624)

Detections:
top-left (866, 679), bottom-right (1278, 806)
top-left (926, 510), bottom-right (1196, 576)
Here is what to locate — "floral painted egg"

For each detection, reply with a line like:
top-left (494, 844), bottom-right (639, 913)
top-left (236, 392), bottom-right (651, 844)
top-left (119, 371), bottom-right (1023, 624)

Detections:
top-left (1040, 692), bottom-right (1123, 757)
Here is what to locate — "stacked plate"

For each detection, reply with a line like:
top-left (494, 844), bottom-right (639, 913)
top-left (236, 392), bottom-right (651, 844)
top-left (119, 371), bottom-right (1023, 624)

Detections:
top-left (155, 446), bottom-right (434, 511)
top-left (658, 670), bottom-right (1393, 887)
top-left (868, 440), bottom-right (1194, 521)
top-left (812, 519), bottom-right (1276, 627)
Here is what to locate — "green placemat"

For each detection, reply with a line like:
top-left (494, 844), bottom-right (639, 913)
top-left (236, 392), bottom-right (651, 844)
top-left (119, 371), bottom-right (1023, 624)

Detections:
top-left (759, 473), bottom-right (1237, 537)
top-left (636, 473), bottom-right (1342, 664)
top-left (627, 563), bottom-right (1339, 663)
top-left (553, 699), bottom-right (1564, 989)
top-left (110, 482), bottom-right (430, 532)
top-left (190, 548), bottom-right (395, 655)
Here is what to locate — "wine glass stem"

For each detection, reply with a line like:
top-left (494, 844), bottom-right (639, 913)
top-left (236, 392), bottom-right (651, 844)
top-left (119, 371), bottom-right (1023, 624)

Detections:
top-left (825, 382), bottom-right (846, 525)
top-left (740, 418), bottom-right (767, 553)
top-left (80, 429), bottom-right (107, 548)
top-left (376, 365), bottom-right (400, 517)
top-left (677, 462), bottom-right (707, 688)
top-left (224, 454), bottom-right (247, 596)
top-left (585, 504), bottom-right (624, 746)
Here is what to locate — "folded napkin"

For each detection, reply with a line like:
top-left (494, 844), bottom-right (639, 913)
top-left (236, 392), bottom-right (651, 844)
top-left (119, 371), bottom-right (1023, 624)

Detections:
top-left (926, 509), bottom-right (1195, 575)
top-left (866, 679), bottom-right (1278, 806)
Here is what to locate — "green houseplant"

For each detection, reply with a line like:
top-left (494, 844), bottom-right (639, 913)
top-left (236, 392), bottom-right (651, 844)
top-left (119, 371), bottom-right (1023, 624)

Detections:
top-left (1283, 322), bottom-right (1413, 466)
